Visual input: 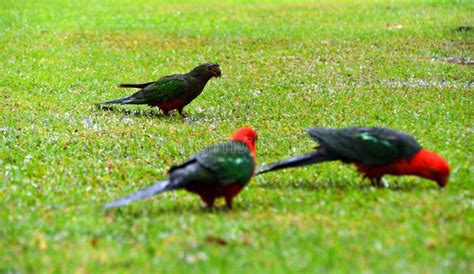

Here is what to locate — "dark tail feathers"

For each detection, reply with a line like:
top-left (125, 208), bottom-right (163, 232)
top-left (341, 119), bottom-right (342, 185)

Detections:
top-left (105, 179), bottom-right (174, 208)
top-left (118, 81), bottom-right (154, 89)
top-left (256, 149), bottom-right (339, 175)
top-left (100, 95), bottom-right (134, 105)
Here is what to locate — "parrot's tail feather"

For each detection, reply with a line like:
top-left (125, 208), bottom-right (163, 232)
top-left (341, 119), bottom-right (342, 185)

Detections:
top-left (105, 179), bottom-right (172, 208)
top-left (100, 96), bottom-right (134, 105)
top-left (119, 81), bottom-right (154, 89)
top-left (256, 149), bottom-right (339, 175)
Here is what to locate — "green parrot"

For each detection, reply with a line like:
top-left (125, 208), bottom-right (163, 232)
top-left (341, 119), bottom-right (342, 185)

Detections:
top-left (100, 63), bottom-right (221, 116)
top-left (105, 128), bottom-right (258, 209)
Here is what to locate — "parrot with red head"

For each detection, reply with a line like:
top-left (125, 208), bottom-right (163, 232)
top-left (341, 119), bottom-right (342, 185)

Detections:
top-left (105, 128), bottom-right (257, 209)
top-left (257, 127), bottom-right (450, 188)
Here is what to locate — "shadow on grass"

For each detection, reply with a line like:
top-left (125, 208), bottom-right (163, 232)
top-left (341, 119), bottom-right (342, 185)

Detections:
top-left (256, 177), bottom-right (434, 192)
top-left (103, 201), bottom-right (246, 218)
top-left (95, 104), bottom-right (211, 122)
top-left (95, 104), bottom-right (167, 118)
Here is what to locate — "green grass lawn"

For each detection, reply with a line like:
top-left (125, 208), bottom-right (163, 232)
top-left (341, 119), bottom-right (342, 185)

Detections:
top-left (1, 0), bottom-right (473, 273)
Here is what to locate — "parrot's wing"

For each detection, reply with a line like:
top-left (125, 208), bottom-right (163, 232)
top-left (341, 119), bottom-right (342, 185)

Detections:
top-left (127, 74), bottom-right (189, 104)
top-left (195, 141), bottom-right (255, 185)
top-left (307, 127), bottom-right (421, 167)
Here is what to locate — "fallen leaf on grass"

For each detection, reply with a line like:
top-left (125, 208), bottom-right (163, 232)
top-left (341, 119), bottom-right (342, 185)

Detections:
top-left (204, 235), bottom-right (227, 246)
top-left (106, 159), bottom-right (116, 170)
top-left (91, 237), bottom-right (99, 248)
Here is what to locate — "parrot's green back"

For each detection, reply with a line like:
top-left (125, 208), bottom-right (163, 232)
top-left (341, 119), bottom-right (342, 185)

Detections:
top-left (129, 75), bottom-right (193, 103)
top-left (195, 141), bottom-right (255, 185)
top-left (307, 127), bottom-right (421, 167)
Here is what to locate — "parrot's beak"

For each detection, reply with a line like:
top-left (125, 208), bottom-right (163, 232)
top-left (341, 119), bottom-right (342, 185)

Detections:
top-left (436, 175), bottom-right (449, 188)
top-left (212, 66), bottom-right (221, 77)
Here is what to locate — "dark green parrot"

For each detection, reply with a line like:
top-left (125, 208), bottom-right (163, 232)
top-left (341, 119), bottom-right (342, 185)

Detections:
top-left (105, 128), bottom-right (258, 209)
top-left (100, 63), bottom-right (221, 116)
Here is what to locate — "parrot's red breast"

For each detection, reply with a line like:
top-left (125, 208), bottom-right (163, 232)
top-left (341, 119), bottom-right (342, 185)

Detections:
top-left (150, 99), bottom-right (187, 113)
top-left (355, 148), bottom-right (450, 187)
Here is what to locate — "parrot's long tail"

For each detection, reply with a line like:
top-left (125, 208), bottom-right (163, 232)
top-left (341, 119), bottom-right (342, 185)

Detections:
top-left (100, 95), bottom-right (135, 105)
top-left (256, 149), bottom-right (340, 175)
top-left (105, 179), bottom-right (174, 208)
top-left (118, 82), bottom-right (154, 89)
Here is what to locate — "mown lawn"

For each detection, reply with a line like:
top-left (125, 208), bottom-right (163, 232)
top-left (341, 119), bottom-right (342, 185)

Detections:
top-left (1, 0), bottom-right (473, 273)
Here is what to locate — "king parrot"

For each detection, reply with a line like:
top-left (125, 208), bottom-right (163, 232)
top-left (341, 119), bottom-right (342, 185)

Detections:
top-left (256, 127), bottom-right (450, 188)
top-left (105, 128), bottom-right (257, 209)
top-left (100, 63), bottom-right (221, 116)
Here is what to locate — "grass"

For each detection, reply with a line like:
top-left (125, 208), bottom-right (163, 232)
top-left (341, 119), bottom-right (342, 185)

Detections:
top-left (1, 0), bottom-right (473, 273)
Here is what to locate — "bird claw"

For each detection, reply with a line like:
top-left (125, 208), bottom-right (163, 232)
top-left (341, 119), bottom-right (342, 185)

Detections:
top-left (368, 177), bottom-right (386, 188)
top-left (380, 178), bottom-right (389, 188)
top-left (371, 178), bottom-right (389, 188)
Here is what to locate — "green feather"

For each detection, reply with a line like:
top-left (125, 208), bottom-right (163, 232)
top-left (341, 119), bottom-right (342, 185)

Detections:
top-left (196, 141), bottom-right (254, 185)
top-left (133, 77), bottom-right (189, 103)
top-left (359, 132), bottom-right (392, 148)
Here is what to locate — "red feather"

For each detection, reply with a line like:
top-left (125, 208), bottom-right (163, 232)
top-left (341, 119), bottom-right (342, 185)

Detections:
top-left (185, 183), bottom-right (245, 208)
top-left (354, 149), bottom-right (450, 187)
top-left (150, 99), bottom-right (187, 113)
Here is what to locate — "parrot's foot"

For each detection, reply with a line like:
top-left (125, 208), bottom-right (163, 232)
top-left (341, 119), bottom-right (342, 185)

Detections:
top-left (225, 196), bottom-right (234, 210)
top-left (370, 177), bottom-right (389, 188)
top-left (369, 177), bottom-right (384, 188)
top-left (200, 196), bottom-right (215, 209)
top-left (380, 178), bottom-right (389, 188)
top-left (178, 109), bottom-right (186, 118)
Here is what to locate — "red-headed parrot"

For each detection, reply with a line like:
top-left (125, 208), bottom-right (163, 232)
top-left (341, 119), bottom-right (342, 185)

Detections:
top-left (100, 63), bottom-right (221, 116)
top-left (105, 128), bottom-right (257, 209)
top-left (257, 127), bottom-right (450, 188)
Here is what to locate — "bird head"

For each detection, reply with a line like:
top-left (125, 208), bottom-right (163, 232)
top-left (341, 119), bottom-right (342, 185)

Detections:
top-left (191, 63), bottom-right (221, 79)
top-left (231, 128), bottom-right (258, 157)
top-left (411, 149), bottom-right (450, 188)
